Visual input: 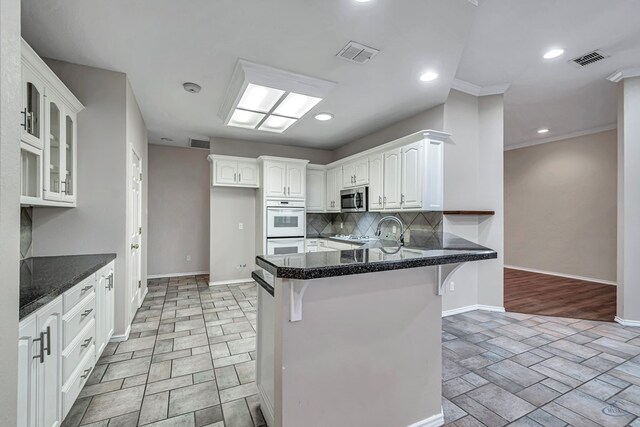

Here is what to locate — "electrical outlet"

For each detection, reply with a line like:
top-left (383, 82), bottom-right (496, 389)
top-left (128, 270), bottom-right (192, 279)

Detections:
top-left (186, 255), bottom-right (191, 261)
top-left (392, 225), bottom-right (397, 233)
top-left (449, 281), bottom-right (455, 291)
top-left (238, 222), bottom-right (243, 230)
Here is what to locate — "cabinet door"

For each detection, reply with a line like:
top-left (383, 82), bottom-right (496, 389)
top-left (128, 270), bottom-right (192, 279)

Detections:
top-left (237, 161), bottom-right (259, 187)
top-left (43, 94), bottom-right (65, 202)
top-left (354, 158), bottom-right (369, 186)
top-left (215, 159), bottom-right (238, 186)
top-left (368, 153), bottom-right (384, 211)
top-left (18, 316), bottom-right (38, 427)
top-left (424, 140), bottom-right (444, 210)
top-left (62, 112), bottom-right (77, 203)
top-left (263, 161), bottom-right (287, 198)
top-left (401, 142), bottom-right (423, 209)
top-left (306, 169), bottom-right (325, 212)
top-left (21, 65), bottom-right (45, 149)
top-left (342, 162), bottom-right (356, 188)
top-left (383, 148), bottom-right (401, 209)
top-left (95, 272), bottom-right (107, 357)
top-left (286, 163), bottom-right (305, 199)
top-left (326, 167), bottom-right (341, 212)
top-left (37, 299), bottom-right (63, 427)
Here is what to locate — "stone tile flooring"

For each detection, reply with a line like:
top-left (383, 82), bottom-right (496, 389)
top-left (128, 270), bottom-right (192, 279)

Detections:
top-left (62, 274), bottom-right (640, 426)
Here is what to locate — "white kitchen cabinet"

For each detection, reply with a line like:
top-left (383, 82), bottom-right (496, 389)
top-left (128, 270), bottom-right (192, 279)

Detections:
top-left (325, 166), bottom-right (342, 212)
top-left (401, 141), bottom-right (423, 209)
top-left (21, 64), bottom-right (45, 149)
top-left (95, 262), bottom-right (115, 357)
top-left (260, 158), bottom-right (308, 199)
top-left (306, 167), bottom-right (326, 212)
top-left (17, 298), bottom-right (64, 427)
top-left (44, 92), bottom-right (65, 202)
top-left (383, 148), bottom-right (402, 209)
top-left (368, 153), bottom-right (384, 211)
top-left (424, 139), bottom-right (444, 210)
top-left (211, 156), bottom-right (260, 188)
top-left (21, 143), bottom-right (43, 205)
top-left (341, 157), bottom-right (369, 188)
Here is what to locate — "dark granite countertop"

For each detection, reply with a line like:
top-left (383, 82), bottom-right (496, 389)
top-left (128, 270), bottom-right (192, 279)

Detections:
top-left (20, 253), bottom-right (116, 320)
top-left (256, 233), bottom-right (496, 281)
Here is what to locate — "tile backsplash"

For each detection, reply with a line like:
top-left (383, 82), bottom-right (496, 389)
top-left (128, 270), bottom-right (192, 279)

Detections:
top-left (21, 207), bottom-right (33, 259)
top-left (306, 211), bottom-right (443, 247)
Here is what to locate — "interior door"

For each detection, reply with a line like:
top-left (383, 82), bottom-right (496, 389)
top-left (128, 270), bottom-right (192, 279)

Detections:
top-left (383, 148), bottom-right (401, 209)
top-left (130, 148), bottom-right (142, 314)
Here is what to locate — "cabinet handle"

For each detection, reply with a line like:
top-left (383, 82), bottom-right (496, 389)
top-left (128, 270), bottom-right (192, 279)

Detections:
top-left (379, 196), bottom-right (382, 205)
top-left (81, 308), bottom-right (94, 318)
top-left (288, 186), bottom-right (290, 195)
top-left (401, 194), bottom-right (405, 204)
top-left (81, 337), bottom-right (93, 348)
top-left (61, 180), bottom-right (67, 195)
top-left (234, 173), bottom-right (237, 182)
top-left (81, 366), bottom-right (93, 379)
top-left (44, 326), bottom-right (51, 356)
top-left (131, 243), bottom-right (140, 250)
top-left (283, 186), bottom-right (286, 195)
top-left (21, 108), bottom-right (28, 129)
top-left (109, 273), bottom-right (114, 290)
top-left (32, 332), bottom-right (45, 364)
top-left (238, 173), bottom-right (241, 182)
top-left (81, 285), bottom-right (93, 293)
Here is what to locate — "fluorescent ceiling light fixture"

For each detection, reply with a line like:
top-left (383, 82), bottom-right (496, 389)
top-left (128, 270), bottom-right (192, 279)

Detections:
top-left (543, 49), bottom-right (564, 59)
top-left (537, 128), bottom-right (550, 134)
top-left (315, 113), bottom-right (334, 121)
top-left (273, 93), bottom-right (322, 119)
top-left (354, 0), bottom-right (372, 2)
top-left (229, 109), bottom-right (266, 129)
top-left (237, 83), bottom-right (285, 113)
top-left (259, 115), bottom-right (297, 133)
top-left (419, 71), bottom-right (439, 82)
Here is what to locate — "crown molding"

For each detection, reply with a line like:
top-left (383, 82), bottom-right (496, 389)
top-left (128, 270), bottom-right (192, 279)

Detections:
top-left (451, 78), bottom-right (510, 97)
top-left (504, 123), bottom-right (617, 151)
top-left (607, 67), bottom-right (640, 83)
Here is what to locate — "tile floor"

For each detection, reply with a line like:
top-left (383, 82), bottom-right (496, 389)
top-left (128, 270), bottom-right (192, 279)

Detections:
top-left (62, 274), bottom-right (640, 427)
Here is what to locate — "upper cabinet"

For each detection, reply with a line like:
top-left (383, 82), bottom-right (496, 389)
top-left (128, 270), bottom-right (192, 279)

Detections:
top-left (210, 156), bottom-right (259, 188)
top-left (326, 167), bottom-right (342, 212)
top-left (260, 157), bottom-right (308, 200)
top-left (306, 166), bottom-right (326, 213)
top-left (20, 39), bottom-right (84, 207)
top-left (368, 153), bottom-right (384, 211)
top-left (342, 157), bottom-right (369, 188)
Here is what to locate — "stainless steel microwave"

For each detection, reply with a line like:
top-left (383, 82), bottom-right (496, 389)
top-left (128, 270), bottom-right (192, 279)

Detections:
top-left (340, 187), bottom-right (368, 212)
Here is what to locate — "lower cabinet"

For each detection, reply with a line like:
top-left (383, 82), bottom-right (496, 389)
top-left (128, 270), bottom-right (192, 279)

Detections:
top-left (18, 260), bottom-right (116, 427)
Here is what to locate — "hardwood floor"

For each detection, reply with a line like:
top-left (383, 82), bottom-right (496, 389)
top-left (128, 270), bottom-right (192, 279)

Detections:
top-left (504, 268), bottom-right (616, 322)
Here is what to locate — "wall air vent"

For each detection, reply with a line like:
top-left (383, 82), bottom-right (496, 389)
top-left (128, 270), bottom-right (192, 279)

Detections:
top-left (336, 41), bottom-right (380, 64)
top-left (570, 50), bottom-right (608, 67)
top-left (189, 139), bottom-right (210, 150)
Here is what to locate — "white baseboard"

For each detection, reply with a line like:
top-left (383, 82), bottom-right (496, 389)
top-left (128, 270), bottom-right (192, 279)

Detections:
top-left (443, 304), bottom-right (505, 317)
top-left (147, 271), bottom-right (209, 279)
top-left (615, 316), bottom-right (640, 327)
top-left (407, 410), bottom-right (444, 427)
top-left (110, 324), bottom-right (131, 342)
top-left (505, 265), bottom-right (616, 286)
top-left (209, 278), bottom-right (253, 287)
top-left (257, 383), bottom-right (275, 427)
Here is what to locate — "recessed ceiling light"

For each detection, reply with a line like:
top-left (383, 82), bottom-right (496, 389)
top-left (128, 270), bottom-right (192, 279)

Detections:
top-left (419, 71), bottom-right (439, 82)
top-left (315, 113), bottom-right (334, 121)
top-left (160, 137), bottom-right (173, 142)
top-left (543, 49), bottom-right (564, 59)
top-left (183, 82), bottom-right (202, 93)
top-left (537, 128), bottom-right (550, 134)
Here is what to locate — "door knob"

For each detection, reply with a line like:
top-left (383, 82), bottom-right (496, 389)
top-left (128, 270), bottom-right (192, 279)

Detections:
top-left (131, 243), bottom-right (140, 249)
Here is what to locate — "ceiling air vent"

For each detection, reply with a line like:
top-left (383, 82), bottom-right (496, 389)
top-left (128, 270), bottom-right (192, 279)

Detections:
top-left (570, 50), bottom-right (608, 67)
top-left (189, 138), bottom-right (210, 150)
top-left (336, 41), bottom-right (379, 64)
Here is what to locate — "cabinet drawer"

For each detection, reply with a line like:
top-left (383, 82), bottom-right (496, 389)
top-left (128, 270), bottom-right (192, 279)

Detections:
top-left (63, 294), bottom-right (96, 349)
top-left (62, 319), bottom-right (96, 385)
top-left (64, 275), bottom-right (96, 313)
top-left (62, 345), bottom-right (95, 420)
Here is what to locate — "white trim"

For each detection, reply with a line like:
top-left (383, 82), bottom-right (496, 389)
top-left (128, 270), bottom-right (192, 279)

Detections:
top-left (451, 78), bottom-right (510, 97)
top-left (209, 278), bottom-right (254, 287)
top-left (406, 410), bottom-right (444, 427)
top-left (615, 316), bottom-right (640, 328)
top-left (257, 382), bottom-right (275, 427)
top-left (442, 304), bottom-right (505, 317)
top-left (110, 324), bottom-right (131, 342)
top-left (607, 67), bottom-right (640, 83)
top-left (504, 124), bottom-right (617, 151)
top-left (147, 271), bottom-right (209, 279)
top-left (505, 265), bottom-right (617, 286)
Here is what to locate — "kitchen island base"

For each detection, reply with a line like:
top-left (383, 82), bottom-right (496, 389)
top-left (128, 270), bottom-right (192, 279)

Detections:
top-left (256, 267), bottom-right (444, 427)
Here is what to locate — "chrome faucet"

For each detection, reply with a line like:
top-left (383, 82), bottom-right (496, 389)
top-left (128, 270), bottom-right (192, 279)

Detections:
top-left (374, 216), bottom-right (405, 246)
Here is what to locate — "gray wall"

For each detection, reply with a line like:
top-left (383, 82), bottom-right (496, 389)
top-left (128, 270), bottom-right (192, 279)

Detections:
top-left (148, 145), bottom-right (210, 276)
top-left (210, 136), bottom-right (333, 164)
top-left (0, 0), bottom-right (21, 421)
top-left (505, 130), bottom-right (617, 283)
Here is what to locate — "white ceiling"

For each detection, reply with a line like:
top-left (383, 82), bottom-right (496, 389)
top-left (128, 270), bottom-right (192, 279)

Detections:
top-left (456, 0), bottom-right (640, 148)
top-left (21, 0), bottom-right (640, 150)
top-left (21, 0), bottom-right (477, 150)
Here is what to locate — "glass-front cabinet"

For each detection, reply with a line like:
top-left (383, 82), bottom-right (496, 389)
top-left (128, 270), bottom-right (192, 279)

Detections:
top-left (20, 38), bottom-right (83, 207)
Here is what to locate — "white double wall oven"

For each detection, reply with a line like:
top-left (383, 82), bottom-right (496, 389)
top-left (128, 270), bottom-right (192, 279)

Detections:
top-left (266, 200), bottom-right (306, 255)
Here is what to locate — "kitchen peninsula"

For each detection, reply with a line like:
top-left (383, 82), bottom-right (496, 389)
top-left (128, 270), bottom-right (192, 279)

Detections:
top-left (252, 234), bottom-right (497, 427)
